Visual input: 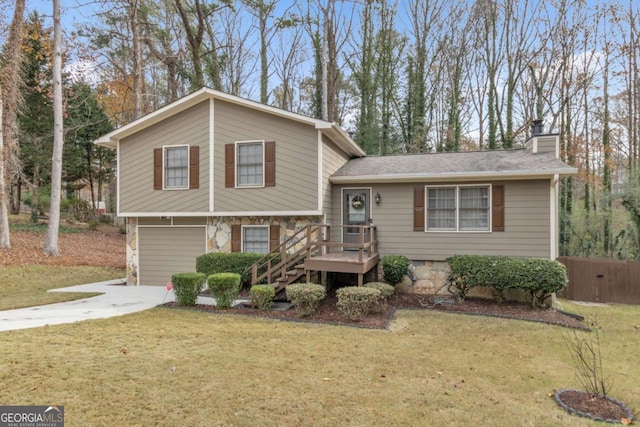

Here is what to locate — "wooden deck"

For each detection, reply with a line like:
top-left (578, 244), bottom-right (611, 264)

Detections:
top-left (251, 224), bottom-right (379, 288)
top-left (304, 251), bottom-right (379, 286)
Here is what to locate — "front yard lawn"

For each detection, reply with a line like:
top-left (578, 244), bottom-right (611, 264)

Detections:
top-left (0, 301), bottom-right (638, 426)
top-left (0, 265), bottom-right (125, 310)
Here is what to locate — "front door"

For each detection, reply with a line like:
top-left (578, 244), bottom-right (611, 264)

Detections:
top-left (343, 188), bottom-right (371, 249)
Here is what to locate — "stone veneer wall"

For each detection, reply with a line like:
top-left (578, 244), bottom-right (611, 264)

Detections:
top-left (393, 259), bottom-right (535, 303)
top-left (206, 216), bottom-right (323, 253)
top-left (125, 216), bottom-right (323, 285)
top-left (126, 217), bottom-right (138, 285)
top-left (394, 260), bottom-right (451, 294)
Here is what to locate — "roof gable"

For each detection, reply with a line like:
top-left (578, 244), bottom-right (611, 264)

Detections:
top-left (95, 87), bottom-right (365, 157)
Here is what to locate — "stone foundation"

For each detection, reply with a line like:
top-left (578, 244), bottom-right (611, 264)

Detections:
top-left (392, 259), bottom-right (539, 305)
top-left (206, 216), bottom-right (322, 253)
top-left (394, 260), bottom-right (450, 294)
top-left (126, 217), bottom-right (138, 286)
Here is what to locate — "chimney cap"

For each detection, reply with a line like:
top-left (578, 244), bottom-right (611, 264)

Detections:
top-left (531, 119), bottom-right (544, 136)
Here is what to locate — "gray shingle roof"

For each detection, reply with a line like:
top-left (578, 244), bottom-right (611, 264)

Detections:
top-left (331, 149), bottom-right (577, 183)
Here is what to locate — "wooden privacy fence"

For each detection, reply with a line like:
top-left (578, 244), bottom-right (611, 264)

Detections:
top-left (557, 257), bottom-right (640, 304)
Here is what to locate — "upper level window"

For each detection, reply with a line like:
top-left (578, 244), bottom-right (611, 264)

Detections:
top-left (237, 141), bottom-right (264, 187)
top-left (426, 185), bottom-right (490, 231)
top-left (242, 226), bottom-right (269, 254)
top-left (165, 146), bottom-right (189, 189)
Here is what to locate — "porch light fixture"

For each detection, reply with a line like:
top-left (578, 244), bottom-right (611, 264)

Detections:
top-left (375, 192), bottom-right (381, 205)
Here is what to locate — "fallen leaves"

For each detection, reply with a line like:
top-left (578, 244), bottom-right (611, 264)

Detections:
top-left (0, 226), bottom-right (125, 269)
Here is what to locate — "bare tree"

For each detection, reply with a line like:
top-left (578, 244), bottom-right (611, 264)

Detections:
top-left (43, 0), bottom-right (64, 256)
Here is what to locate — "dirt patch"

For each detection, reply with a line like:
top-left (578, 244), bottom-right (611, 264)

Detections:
top-left (0, 224), bottom-right (125, 269)
top-left (166, 289), bottom-right (587, 330)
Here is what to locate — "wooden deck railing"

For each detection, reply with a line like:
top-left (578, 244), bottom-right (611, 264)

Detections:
top-left (250, 224), bottom-right (378, 286)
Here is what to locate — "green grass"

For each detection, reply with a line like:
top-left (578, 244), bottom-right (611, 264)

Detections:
top-left (0, 265), bottom-right (125, 310)
top-left (0, 301), bottom-right (638, 426)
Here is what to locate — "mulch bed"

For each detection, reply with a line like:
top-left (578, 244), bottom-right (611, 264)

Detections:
top-left (163, 289), bottom-right (587, 330)
top-left (554, 389), bottom-right (635, 424)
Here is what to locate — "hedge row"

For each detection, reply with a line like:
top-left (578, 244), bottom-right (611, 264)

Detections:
top-left (446, 255), bottom-right (568, 307)
top-left (195, 253), bottom-right (280, 288)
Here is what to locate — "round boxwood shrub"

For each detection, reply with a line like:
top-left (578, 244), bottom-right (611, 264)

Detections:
top-left (336, 286), bottom-right (381, 321)
top-left (208, 273), bottom-right (241, 309)
top-left (364, 282), bottom-right (395, 312)
top-left (381, 255), bottom-right (411, 286)
top-left (250, 284), bottom-right (276, 310)
top-left (171, 272), bottom-right (206, 306)
top-left (364, 282), bottom-right (395, 300)
top-left (286, 283), bottom-right (326, 317)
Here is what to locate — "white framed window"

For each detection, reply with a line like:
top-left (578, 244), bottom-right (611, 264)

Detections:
top-left (426, 185), bottom-right (490, 232)
top-left (164, 145), bottom-right (189, 189)
top-left (242, 226), bottom-right (269, 254)
top-left (236, 141), bottom-right (264, 187)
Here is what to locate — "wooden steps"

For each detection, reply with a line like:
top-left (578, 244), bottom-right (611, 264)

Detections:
top-left (273, 265), bottom-right (306, 292)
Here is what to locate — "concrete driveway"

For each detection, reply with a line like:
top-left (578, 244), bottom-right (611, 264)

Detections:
top-left (0, 279), bottom-right (176, 332)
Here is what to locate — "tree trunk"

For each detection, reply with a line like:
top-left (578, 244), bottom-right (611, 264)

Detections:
top-left (130, 0), bottom-right (145, 119)
top-left (44, 0), bottom-right (64, 256)
top-left (0, 0), bottom-right (27, 248)
top-left (0, 96), bottom-right (9, 248)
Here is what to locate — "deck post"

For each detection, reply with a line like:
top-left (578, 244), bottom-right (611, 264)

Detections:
top-left (325, 225), bottom-right (331, 254)
top-left (306, 270), bottom-right (311, 283)
top-left (358, 273), bottom-right (363, 287)
top-left (358, 226), bottom-right (364, 262)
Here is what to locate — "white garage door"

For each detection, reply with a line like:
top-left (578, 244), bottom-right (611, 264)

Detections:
top-left (138, 227), bottom-right (207, 286)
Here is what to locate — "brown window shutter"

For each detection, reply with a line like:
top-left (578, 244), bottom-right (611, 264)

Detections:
top-left (189, 146), bottom-right (199, 189)
top-left (153, 148), bottom-right (163, 190)
top-left (231, 224), bottom-right (241, 252)
top-left (269, 224), bottom-right (280, 251)
top-left (414, 187), bottom-right (425, 231)
top-left (492, 185), bottom-right (505, 232)
top-left (264, 141), bottom-right (276, 187)
top-left (225, 144), bottom-right (235, 188)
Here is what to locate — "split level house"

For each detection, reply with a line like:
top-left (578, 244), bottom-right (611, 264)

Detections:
top-left (95, 88), bottom-right (577, 291)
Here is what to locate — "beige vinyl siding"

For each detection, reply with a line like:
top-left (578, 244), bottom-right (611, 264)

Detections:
top-left (138, 217), bottom-right (172, 226)
top-left (119, 101), bottom-right (210, 213)
top-left (322, 135), bottom-right (352, 224)
top-left (333, 180), bottom-right (552, 260)
top-left (138, 227), bottom-right (207, 286)
top-left (536, 135), bottom-right (558, 156)
top-left (213, 99), bottom-right (318, 212)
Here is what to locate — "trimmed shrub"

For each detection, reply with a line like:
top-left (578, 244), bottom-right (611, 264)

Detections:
top-left (446, 255), bottom-right (568, 307)
top-left (171, 272), bottom-right (206, 306)
top-left (364, 282), bottom-right (395, 313)
top-left (364, 282), bottom-right (395, 299)
top-left (196, 253), bottom-right (280, 288)
top-left (336, 286), bottom-right (381, 321)
top-left (208, 273), bottom-right (241, 309)
top-left (286, 283), bottom-right (326, 317)
top-left (250, 285), bottom-right (276, 310)
top-left (381, 255), bottom-right (411, 285)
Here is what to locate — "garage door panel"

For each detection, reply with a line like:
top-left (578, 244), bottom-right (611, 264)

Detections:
top-left (138, 227), bottom-right (206, 286)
